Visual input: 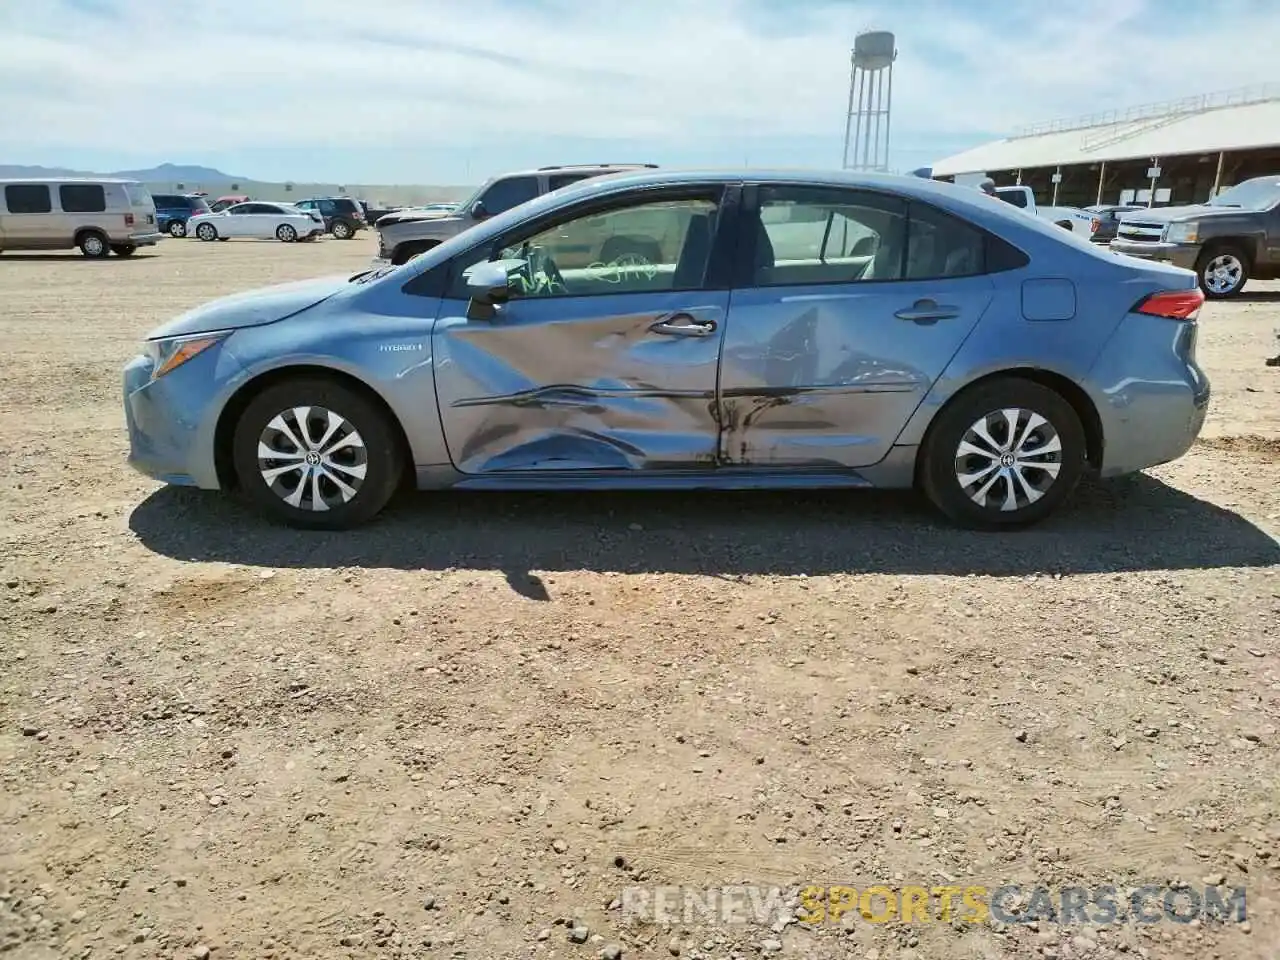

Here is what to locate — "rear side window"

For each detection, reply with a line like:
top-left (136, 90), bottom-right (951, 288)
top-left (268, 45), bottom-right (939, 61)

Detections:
top-left (189, 197), bottom-right (211, 213)
top-left (549, 173), bottom-right (592, 191)
top-left (478, 176), bottom-right (539, 215)
top-left (152, 194), bottom-right (180, 207)
top-left (59, 184), bottom-right (107, 213)
top-left (905, 202), bottom-right (985, 279)
top-left (5, 184), bottom-right (52, 214)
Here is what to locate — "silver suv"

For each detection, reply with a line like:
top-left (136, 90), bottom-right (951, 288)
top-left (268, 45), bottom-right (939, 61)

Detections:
top-left (373, 163), bottom-right (656, 266)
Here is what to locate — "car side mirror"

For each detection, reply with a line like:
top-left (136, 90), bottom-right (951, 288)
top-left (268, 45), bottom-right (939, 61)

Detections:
top-left (464, 261), bottom-right (511, 320)
top-left (470, 201), bottom-right (489, 220)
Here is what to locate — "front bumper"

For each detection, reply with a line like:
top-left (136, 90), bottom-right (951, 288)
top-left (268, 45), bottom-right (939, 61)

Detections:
top-left (1108, 239), bottom-right (1199, 271)
top-left (123, 347), bottom-right (230, 489)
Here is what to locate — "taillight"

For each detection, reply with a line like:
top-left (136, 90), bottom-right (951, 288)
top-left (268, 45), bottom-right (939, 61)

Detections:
top-left (124, 213), bottom-right (135, 226)
top-left (1090, 218), bottom-right (1101, 234)
top-left (1135, 289), bottom-right (1204, 320)
top-left (354, 210), bottom-right (365, 221)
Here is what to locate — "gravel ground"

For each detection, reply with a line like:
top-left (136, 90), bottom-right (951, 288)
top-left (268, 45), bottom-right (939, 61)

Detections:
top-left (1, 237), bottom-right (1278, 960)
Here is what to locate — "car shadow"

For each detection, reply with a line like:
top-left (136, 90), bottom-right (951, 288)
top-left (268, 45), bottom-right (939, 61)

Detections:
top-left (128, 474), bottom-right (1280, 588)
top-left (1229, 291), bottom-right (1280, 303)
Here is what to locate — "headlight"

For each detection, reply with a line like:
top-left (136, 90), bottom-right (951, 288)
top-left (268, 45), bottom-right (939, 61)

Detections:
top-left (1165, 222), bottom-right (1199, 244)
top-left (145, 331), bottom-right (230, 379)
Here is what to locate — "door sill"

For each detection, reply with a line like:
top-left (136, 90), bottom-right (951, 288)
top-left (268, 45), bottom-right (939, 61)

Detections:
top-left (450, 467), bottom-right (875, 491)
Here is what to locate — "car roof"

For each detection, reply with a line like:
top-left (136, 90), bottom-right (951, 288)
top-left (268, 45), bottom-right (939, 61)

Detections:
top-left (0, 177), bottom-right (139, 185)
top-left (497, 163), bottom-right (656, 178)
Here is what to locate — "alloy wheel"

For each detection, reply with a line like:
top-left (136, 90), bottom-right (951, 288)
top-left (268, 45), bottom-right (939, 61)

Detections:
top-left (256, 406), bottom-right (368, 512)
top-left (1202, 254), bottom-right (1243, 295)
top-left (170, 221), bottom-right (186, 238)
top-left (953, 407), bottom-right (1063, 513)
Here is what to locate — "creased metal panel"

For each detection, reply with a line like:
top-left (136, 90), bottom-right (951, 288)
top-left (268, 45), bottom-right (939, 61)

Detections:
top-left (433, 292), bottom-right (728, 474)
top-left (719, 279), bottom-right (993, 468)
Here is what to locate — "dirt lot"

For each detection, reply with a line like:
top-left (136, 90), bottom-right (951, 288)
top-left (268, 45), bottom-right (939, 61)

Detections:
top-left (1, 237), bottom-right (1279, 960)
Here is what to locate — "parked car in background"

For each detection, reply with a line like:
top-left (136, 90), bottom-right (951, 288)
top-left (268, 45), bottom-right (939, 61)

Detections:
top-left (291, 197), bottom-right (366, 239)
top-left (152, 193), bottom-right (212, 237)
top-left (1110, 175), bottom-right (1280, 298)
top-left (210, 194), bottom-right (251, 213)
top-left (993, 186), bottom-right (1097, 237)
top-left (124, 168), bottom-right (1208, 534)
top-left (0, 177), bottom-right (162, 257)
top-left (185, 202), bottom-right (324, 243)
top-left (1084, 204), bottom-right (1143, 244)
top-left (374, 163), bottom-right (657, 265)
top-left (360, 201), bottom-right (405, 226)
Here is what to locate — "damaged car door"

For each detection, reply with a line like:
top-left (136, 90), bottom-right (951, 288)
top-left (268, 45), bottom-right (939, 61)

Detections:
top-left (718, 185), bottom-right (995, 468)
top-left (432, 186), bottom-right (735, 474)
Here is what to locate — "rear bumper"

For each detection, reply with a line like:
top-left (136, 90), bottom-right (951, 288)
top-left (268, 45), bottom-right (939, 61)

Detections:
top-left (1088, 313), bottom-right (1210, 477)
top-left (128, 231), bottom-right (165, 246)
top-left (1108, 239), bottom-right (1199, 271)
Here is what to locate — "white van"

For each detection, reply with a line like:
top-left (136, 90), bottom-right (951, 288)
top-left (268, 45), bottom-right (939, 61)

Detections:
top-left (0, 178), bottom-right (163, 257)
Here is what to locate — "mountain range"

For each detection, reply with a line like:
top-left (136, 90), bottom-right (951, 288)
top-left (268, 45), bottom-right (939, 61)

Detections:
top-left (0, 162), bottom-right (247, 183)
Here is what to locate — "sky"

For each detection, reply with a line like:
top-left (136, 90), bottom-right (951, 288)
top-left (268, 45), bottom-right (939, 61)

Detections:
top-left (1, 0), bottom-right (1278, 185)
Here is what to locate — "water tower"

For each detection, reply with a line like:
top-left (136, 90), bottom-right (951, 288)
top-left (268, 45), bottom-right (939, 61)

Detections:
top-left (842, 30), bottom-right (897, 171)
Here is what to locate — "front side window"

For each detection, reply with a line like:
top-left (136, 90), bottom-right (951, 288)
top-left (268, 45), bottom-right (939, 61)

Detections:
top-left (450, 194), bottom-right (721, 300)
top-left (548, 173), bottom-right (593, 191)
top-left (477, 176), bottom-right (539, 216)
top-left (753, 187), bottom-right (906, 286)
top-left (5, 184), bottom-right (52, 214)
top-left (59, 184), bottom-right (107, 214)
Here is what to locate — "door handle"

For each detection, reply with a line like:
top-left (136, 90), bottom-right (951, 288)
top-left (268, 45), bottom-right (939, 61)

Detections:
top-left (894, 299), bottom-right (960, 324)
top-left (650, 314), bottom-right (717, 337)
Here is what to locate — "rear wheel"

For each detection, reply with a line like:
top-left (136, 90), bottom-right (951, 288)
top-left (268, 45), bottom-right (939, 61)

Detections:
top-left (78, 231), bottom-right (109, 258)
top-left (196, 222), bottom-right (218, 241)
top-left (169, 220), bottom-right (187, 238)
top-left (276, 223), bottom-right (297, 242)
top-left (1196, 244), bottom-right (1249, 299)
top-left (111, 244), bottom-right (137, 257)
top-left (331, 219), bottom-right (353, 239)
top-left (231, 378), bottom-right (404, 530)
top-left (920, 378), bottom-right (1086, 529)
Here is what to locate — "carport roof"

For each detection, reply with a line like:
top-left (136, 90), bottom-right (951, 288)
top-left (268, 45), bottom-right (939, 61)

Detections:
top-left (932, 85), bottom-right (1280, 176)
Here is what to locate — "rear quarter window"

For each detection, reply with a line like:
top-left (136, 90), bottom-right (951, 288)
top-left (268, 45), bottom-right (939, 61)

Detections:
top-left (59, 184), bottom-right (107, 213)
top-left (5, 184), bottom-right (53, 214)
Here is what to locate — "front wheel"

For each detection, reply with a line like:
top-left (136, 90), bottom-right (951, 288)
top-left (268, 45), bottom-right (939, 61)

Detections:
top-left (169, 220), bottom-right (187, 238)
top-left (1196, 245), bottom-right (1249, 299)
top-left (231, 378), bottom-right (404, 530)
top-left (920, 378), bottom-right (1086, 529)
top-left (276, 223), bottom-right (297, 242)
top-left (196, 222), bottom-right (218, 241)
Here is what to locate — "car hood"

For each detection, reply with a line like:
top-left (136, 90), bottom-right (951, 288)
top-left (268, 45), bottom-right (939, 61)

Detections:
top-left (1119, 204), bottom-right (1245, 224)
top-left (378, 210), bottom-right (461, 227)
top-left (146, 274), bottom-right (351, 339)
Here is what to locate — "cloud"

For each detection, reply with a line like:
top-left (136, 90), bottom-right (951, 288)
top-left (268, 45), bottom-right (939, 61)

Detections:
top-left (1, 0), bottom-right (1277, 179)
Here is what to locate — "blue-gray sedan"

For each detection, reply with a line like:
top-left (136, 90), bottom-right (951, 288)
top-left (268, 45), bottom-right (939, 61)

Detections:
top-left (122, 169), bottom-right (1210, 530)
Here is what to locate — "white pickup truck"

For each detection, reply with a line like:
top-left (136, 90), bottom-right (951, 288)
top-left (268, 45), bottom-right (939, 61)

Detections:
top-left (992, 186), bottom-right (1097, 238)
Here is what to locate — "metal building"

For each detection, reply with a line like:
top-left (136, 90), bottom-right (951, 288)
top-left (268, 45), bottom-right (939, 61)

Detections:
top-left (842, 30), bottom-right (897, 172)
top-left (930, 84), bottom-right (1280, 208)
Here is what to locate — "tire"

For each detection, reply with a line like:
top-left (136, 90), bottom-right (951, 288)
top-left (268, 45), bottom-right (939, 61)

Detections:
top-left (169, 220), bottom-right (187, 238)
top-left (110, 244), bottom-right (137, 257)
top-left (231, 377), bottom-right (404, 530)
top-left (78, 231), bottom-right (109, 258)
top-left (1196, 244), bottom-right (1249, 299)
top-left (919, 377), bottom-right (1086, 530)
top-left (276, 223), bottom-right (297, 242)
top-left (196, 222), bottom-right (218, 242)
top-left (331, 219), bottom-right (353, 240)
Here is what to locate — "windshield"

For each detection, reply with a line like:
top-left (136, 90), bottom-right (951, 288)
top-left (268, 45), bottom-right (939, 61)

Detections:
top-left (1208, 178), bottom-right (1280, 210)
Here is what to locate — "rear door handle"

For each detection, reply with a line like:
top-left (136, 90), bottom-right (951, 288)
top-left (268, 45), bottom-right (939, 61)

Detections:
top-left (650, 314), bottom-right (717, 337)
top-left (895, 299), bottom-right (960, 324)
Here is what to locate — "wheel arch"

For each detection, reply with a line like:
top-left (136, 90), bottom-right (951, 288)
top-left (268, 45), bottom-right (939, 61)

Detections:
top-left (213, 364), bottom-right (415, 490)
top-left (1197, 235), bottom-right (1259, 267)
top-left (913, 367), bottom-right (1104, 484)
top-left (391, 237), bottom-right (441, 266)
top-left (74, 226), bottom-right (107, 245)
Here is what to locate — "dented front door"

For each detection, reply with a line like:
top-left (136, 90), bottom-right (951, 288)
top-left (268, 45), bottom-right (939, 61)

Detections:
top-left (432, 190), bottom-right (730, 474)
